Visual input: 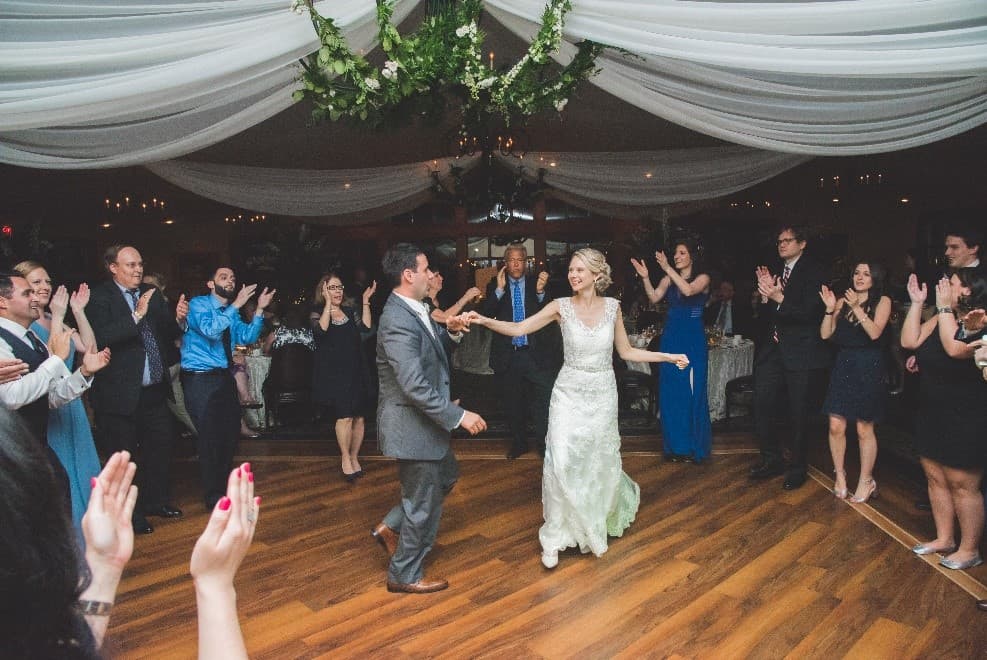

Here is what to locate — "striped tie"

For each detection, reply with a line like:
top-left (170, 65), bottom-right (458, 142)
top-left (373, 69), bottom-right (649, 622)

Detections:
top-left (772, 265), bottom-right (791, 344)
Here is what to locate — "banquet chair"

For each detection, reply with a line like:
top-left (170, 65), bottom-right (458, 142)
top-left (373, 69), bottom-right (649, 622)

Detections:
top-left (262, 344), bottom-right (314, 438)
top-left (616, 368), bottom-right (657, 419)
top-left (724, 375), bottom-right (755, 429)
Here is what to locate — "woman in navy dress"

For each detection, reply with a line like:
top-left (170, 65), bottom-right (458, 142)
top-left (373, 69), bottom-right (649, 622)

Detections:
top-left (311, 273), bottom-right (376, 481)
top-left (901, 269), bottom-right (987, 570)
top-left (819, 262), bottom-right (892, 503)
top-left (631, 237), bottom-right (712, 462)
top-left (14, 261), bottom-right (101, 544)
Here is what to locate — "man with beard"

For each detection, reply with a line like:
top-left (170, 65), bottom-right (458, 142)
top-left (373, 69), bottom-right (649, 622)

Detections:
top-left (181, 266), bottom-right (274, 510)
top-left (89, 245), bottom-right (188, 533)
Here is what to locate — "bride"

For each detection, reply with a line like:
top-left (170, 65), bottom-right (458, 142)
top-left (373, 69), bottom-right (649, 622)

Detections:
top-left (463, 248), bottom-right (688, 568)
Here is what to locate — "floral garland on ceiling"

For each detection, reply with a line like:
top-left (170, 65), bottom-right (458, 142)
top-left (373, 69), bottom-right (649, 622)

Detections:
top-left (292, 0), bottom-right (606, 135)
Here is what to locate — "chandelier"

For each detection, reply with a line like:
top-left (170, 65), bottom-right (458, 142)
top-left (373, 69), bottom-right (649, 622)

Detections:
top-left (448, 120), bottom-right (530, 158)
top-left (100, 193), bottom-right (172, 229)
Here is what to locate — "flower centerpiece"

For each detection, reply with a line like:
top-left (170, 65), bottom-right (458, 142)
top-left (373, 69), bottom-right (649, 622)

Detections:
top-left (292, 0), bottom-right (606, 137)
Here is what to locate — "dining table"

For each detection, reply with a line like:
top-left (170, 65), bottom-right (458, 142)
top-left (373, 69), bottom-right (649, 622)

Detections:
top-left (624, 334), bottom-right (755, 421)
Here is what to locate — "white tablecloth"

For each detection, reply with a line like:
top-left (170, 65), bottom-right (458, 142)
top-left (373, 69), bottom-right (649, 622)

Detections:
top-left (243, 354), bottom-right (272, 429)
top-left (624, 336), bottom-right (754, 420)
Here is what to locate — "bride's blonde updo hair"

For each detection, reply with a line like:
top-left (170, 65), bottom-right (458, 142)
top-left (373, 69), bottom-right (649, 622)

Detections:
top-left (572, 248), bottom-right (612, 295)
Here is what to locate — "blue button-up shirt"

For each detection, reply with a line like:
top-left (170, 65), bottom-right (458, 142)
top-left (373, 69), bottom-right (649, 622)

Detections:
top-left (181, 294), bottom-right (263, 370)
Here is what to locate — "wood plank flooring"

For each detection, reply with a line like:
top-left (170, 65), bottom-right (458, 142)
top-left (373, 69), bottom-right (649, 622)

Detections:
top-left (102, 439), bottom-right (987, 659)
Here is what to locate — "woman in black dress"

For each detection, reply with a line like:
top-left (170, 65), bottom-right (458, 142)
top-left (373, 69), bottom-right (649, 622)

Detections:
top-left (819, 262), bottom-right (892, 503)
top-left (901, 268), bottom-right (987, 570)
top-left (311, 273), bottom-right (377, 481)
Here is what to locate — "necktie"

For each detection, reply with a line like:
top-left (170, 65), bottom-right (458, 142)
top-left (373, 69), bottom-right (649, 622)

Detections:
top-left (511, 281), bottom-right (527, 347)
top-left (219, 306), bottom-right (234, 367)
top-left (26, 330), bottom-right (48, 356)
top-left (129, 289), bottom-right (164, 384)
top-left (714, 303), bottom-right (725, 330)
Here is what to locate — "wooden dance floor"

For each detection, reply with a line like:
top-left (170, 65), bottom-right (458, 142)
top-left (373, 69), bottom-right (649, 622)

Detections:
top-left (103, 433), bottom-right (987, 658)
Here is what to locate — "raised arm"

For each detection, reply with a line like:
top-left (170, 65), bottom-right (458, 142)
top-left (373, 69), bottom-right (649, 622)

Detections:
top-left (433, 286), bottom-right (481, 324)
top-left (844, 292), bottom-right (892, 341)
top-left (69, 283), bottom-right (98, 352)
top-left (630, 258), bottom-right (671, 304)
top-left (819, 286), bottom-right (840, 340)
top-left (656, 251), bottom-right (709, 298)
top-left (900, 274), bottom-right (936, 350)
top-left (468, 299), bottom-right (560, 337)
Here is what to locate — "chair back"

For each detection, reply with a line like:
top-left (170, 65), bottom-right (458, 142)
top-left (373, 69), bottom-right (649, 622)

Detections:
top-left (264, 344), bottom-right (313, 396)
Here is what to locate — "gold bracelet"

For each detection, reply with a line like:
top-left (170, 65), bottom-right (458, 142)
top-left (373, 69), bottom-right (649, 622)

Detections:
top-left (77, 600), bottom-right (113, 616)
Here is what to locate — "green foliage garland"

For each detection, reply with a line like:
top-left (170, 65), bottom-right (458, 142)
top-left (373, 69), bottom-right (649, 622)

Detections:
top-left (292, 0), bottom-right (605, 133)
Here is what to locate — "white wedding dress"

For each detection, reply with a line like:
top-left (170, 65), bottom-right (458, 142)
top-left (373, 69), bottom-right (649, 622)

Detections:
top-left (540, 297), bottom-right (640, 566)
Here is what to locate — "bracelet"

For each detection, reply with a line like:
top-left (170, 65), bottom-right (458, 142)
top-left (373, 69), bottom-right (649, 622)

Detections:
top-left (77, 600), bottom-right (113, 616)
top-left (937, 307), bottom-right (953, 315)
top-left (363, 303), bottom-right (370, 306)
top-left (824, 310), bottom-right (834, 315)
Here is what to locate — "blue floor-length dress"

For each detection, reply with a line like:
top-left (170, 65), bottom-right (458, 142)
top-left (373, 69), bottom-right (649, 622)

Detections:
top-left (657, 286), bottom-right (712, 461)
top-left (32, 321), bottom-right (102, 542)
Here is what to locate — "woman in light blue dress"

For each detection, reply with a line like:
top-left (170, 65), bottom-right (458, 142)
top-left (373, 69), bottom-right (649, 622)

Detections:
top-left (631, 237), bottom-right (712, 462)
top-left (15, 261), bottom-right (101, 543)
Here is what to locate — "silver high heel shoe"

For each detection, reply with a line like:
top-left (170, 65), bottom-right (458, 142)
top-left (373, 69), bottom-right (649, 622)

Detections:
top-left (850, 478), bottom-right (878, 504)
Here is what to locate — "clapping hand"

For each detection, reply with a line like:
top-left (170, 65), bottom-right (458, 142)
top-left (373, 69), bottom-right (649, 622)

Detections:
top-left (655, 250), bottom-right (671, 272)
top-left (629, 258), bottom-right (650, 279)
top-left (135, 289), bottom-right (154, 318)
top-left (757, 275), bottom-right (783, 303)
top-left (963, 308), bottom-right (986, 334)
top-left (81, 347), bottom-right (112, 377)
top-left (819, 285), bottom-right (837, 311)
top-left (175, 294), bottom-right (189, 324)
top-left (256, 287), bottom-right (276, 311)
top-left (363, 280), bottom-right (377, 305)
top-left (70, 283), bottom-right (90, 314)
top-left (83, 451), bottom-right (138, 572)
top-left (935, 277), bottom-right (953, 310)
top-left (843, 288), bottom-right (860, 308)
top-left (50, 285), bottom-right (70, 322)
top-left (190, 462), bottom-right (259, 590)
top-left (496, 266), bottom-right (507, 291)
top-left (47, 326), bottom-right (73, 361)
top-left (906, 274), bottom-right (927, 304)
top-left (535, 271), bottom-right (549, 294)
top-left (232, 284), bottom-right (258, 309)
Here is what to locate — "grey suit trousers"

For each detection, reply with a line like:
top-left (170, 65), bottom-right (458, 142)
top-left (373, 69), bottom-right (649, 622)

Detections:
top-left (385, 449), bottom-right (459, 584)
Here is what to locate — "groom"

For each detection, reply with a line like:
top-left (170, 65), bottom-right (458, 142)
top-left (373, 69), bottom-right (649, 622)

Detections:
top-left (372, 243), bottom-right (486, 594)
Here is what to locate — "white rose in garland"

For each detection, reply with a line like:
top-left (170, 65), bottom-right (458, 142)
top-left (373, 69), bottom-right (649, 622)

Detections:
top-left (294, 0), bottom-right (608, 133)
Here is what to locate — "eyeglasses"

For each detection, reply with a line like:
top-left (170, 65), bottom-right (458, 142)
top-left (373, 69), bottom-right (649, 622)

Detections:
top-left (776, 238), bottom-right (797, 246)
top-left (327, 285), bottom-right (344, 291)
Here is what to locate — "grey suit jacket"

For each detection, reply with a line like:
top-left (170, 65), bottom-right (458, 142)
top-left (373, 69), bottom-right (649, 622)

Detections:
top-left (375, 292), bottom-right (464, 461)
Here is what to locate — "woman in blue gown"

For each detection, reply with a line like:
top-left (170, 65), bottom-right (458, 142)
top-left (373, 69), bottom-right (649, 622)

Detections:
top-left (15, 261), bottom-right (101, 543)
top-left (630, 237), bottom-right (712, 462)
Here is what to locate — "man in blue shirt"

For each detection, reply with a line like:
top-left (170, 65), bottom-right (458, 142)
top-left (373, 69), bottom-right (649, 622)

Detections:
top-left (181, 266), bottom-right (274, 510)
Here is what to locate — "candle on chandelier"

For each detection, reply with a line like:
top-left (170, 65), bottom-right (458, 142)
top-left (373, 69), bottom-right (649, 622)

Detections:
top-left (489, 51), bottom-right (494, 70)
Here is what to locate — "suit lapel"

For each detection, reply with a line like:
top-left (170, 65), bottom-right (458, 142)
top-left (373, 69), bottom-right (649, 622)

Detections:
top-left (391, 294), bottom-right (448, 370)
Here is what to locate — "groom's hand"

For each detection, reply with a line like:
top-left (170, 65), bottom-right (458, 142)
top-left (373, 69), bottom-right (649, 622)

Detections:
top-left (460, 411), bottom-right (486, 436)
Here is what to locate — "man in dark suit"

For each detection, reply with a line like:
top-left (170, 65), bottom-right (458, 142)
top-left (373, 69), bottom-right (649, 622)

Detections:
top-left (482, 243), bottom-right (559, 458)
top-left (750, 226), bottom-right (831, 490)
top-left (88, 245), bottom-right (188, 533)
top-left (703, 280), bottom-right (754, 339)
top-left (372, 243), bottom-right (486, 594)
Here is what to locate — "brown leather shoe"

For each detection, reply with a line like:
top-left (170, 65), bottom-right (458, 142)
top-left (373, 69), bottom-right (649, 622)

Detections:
top-left (371, 522), bottom-right (398, 556)
top-left (386, 577), bottom-right (449, 594)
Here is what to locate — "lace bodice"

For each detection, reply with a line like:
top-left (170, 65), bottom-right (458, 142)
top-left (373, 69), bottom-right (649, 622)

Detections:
top-left (557, 297), bottom-right (617, 372)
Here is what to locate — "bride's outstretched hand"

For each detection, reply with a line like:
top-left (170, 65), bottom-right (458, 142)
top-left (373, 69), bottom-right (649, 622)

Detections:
top-left (671, 353), bottom-right (690, 370)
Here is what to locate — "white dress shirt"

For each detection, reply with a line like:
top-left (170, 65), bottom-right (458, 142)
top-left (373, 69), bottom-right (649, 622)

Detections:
top-left (0, 316), bottom-right (93, 410)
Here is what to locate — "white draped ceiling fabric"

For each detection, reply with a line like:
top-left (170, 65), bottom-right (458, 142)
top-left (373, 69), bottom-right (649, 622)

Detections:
top-left (2, 1), bottom-right (986, 220)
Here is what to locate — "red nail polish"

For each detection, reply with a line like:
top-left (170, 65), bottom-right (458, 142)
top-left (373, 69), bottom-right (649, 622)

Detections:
top-left (218, 497), bottom-right (231, 511)
top-left (254, 496), bottom-right (261, 505)
top-left (235, 468), bottom-right (241, 478)
top-left (90, 477), bottom-right (97, 489)
top-left (248, 472), bottom-right (254, 483)
top-left (243, 462), bottom-right (251, 473)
